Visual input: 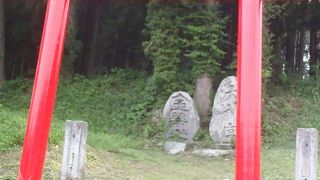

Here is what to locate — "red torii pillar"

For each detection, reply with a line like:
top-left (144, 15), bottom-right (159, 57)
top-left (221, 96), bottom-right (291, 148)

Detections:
top-left (18, 0), bottom-right (263, 179)
top-left (18, 0), bottom-right (70, 179)
top-left (236, 0), bottom-right (263, 179)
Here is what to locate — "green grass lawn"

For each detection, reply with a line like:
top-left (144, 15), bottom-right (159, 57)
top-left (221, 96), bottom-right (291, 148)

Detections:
top-left (0, 133), bottom-right (311, 180)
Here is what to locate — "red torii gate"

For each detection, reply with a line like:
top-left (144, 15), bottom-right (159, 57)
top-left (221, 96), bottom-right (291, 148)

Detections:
top-left (18, 0), bottom-right (262, 179)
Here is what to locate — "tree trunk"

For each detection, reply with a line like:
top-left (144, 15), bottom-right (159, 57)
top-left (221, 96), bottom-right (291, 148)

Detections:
top-left (221, 2), bottom-right (237, 71)
top-left (271, 35), bottom-right (284, 82)
top-left (285, 29), bottom-right (297, 73)
top-left (29, 0), bottom-right (46, 74)
top-left (296, 28), bottom-right (306, 72)
top-left (80, 1), bottom-right (100, 76)
top-left (0, 0), bottom-right (4, 86)
top-left (309, 0), bottom-right (319, 76)
top-left (61, 0), bottom-right (78, 77)
top-left (310, 29), bottom-right (318, 75)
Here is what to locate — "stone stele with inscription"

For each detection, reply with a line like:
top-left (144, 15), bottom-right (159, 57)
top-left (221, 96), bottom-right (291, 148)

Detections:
top-left (163, 91), bottom-right (200, 143)
top-left (209, 76), bottom-right (237, 148)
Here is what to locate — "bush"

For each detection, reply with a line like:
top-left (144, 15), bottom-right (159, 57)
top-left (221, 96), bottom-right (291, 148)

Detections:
top-left (54, 69), bottom-right (157, 136)
top-left (0, 78), bottom-right (32, 109)
top-left (0, 69), bottom-right (163, 141)
top-left (263, 78), bottom-right (320, 144)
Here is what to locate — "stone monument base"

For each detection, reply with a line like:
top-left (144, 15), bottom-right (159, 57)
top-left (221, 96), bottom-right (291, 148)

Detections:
top-left (192, 149), bottom-right (234, 157)
top-left (164, 141), bottom-right (187, 155)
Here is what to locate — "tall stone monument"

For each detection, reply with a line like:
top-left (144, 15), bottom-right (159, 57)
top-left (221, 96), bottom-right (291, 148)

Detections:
top-left (193, 75), bottom-right (213, 128)
top-left (209, 76), bottom-right (237, 149)
top-left (163, 91), bottom-right (200, 154)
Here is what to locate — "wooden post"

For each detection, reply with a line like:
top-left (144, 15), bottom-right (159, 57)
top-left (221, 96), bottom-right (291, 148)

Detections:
top-left (61, 120), bottom-right (88, 180)
top-left (295, 128), bottom-right (318, 180)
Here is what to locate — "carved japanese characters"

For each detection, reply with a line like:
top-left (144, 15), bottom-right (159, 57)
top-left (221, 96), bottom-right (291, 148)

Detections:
top-left (163, 91), bottom-right (200, 143)
top-left (209, 76), bottom-right (237, 148)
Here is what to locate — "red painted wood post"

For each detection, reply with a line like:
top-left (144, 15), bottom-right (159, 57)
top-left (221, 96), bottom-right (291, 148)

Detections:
top-left (18, 0), bottom-right (70, 179)
top-left (236, 0), bottom-right (263, 179)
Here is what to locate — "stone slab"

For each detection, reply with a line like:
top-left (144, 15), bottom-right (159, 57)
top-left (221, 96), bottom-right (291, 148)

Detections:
top-left (192, 149), bottom-right (234, 157)
top-left (164, 141), bottom-right (187, 155)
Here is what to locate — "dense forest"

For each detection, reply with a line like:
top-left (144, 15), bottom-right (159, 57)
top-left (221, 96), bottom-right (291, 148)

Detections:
top-left (0, 0), bottom-right (320, 140)
top-left (0, 1), bottom-right (318, 83)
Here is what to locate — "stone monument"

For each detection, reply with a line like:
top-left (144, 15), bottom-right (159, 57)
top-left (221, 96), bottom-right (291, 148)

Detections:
top-left (193, 75), bottom-right (213, 128)
top-left (209, 76), bottom-right (237, 149)
top-left (163, 91), bottom-right (200, 154)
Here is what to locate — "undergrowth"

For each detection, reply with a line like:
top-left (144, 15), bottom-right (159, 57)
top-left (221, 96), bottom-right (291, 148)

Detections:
top-left (0, 105), bottom-right (64, 152)
top-left (53, 69), bottom-right (162, 137)
top-left (263, 76), bottom-right (320, 145)
top-left (0, 69), bottom-right (165, 151)
top-left (0, 105), bottom-right (25, 151)
top-left (2, 69), bottom-right (320, 151)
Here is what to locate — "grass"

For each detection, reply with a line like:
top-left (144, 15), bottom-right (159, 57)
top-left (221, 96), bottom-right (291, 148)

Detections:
top-left (0, 106), bottom-right (65, 152)
top-left (0, 109), bottom-right (300, 180)
top-left (262, 147), bottom-right (296, 179)
top-left (263, 82), bottom-right (320, 145)
top-left (1, 74), bottom-right (320, 179)
top-left (0, 139), bottom-right (315, 179)
top-left (0, 107), bottom-right (25, 152)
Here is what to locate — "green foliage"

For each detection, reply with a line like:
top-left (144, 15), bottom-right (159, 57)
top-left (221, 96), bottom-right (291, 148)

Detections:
top-left (0, 78), bottom-right (32, 109)
top-left (2, 68), bottom-right (320, 152)
top-left (0, 70), bottom-right (162, 141)
top-left (143, 2), bottom-right (226, 97)
top-left (263, 4), bottom-right (285, 83)
top-left (263, 78), bottom-right (320, 144)
top-left (143, 2), bottom-right (182, 97)
top-left (286, 75), bottom-right (320, 101)
top-left (180, 2), bottom-right (226, 78)
top-left (142, 116), bottom-right (166, 139)
top-left (193, 129), bottom-right (212, 148)
top-left (0, 70), bottom-right (160, 150)
top-left (54, 70), bottom-right (156, 136)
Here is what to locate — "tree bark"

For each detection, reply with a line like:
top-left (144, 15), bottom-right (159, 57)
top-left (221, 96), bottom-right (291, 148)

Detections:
top-left (310, 28), bottom-right (318, 76)
top-left (221, 2), bottom-right (237, 71)
top-left (80, 1), bottom-right (100, 76)
top-left (61, 0), bottom-right (78, 77)
top-left (271, 35), bottom-right (284, 82)
top-left (285, 29), bottom-right (297, 73)
top-left (296, 28), bottom-right (306, 72)
top-left (309, 0), bottom-right (318, 76)
top-left (0, 0), bottom-right (5, 86)
top-left (28, 0), bottom-right (46, 75)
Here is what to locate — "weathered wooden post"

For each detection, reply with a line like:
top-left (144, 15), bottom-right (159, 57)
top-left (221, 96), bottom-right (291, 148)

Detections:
top-left (61, 120), bottom-right (88, 180)
top-left (295, 128), bottom-right (318, 180)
